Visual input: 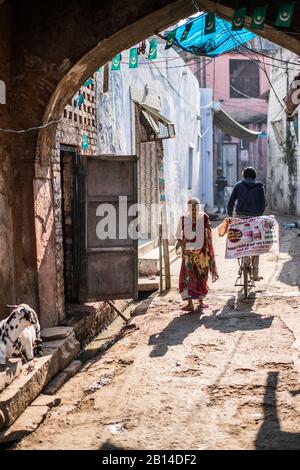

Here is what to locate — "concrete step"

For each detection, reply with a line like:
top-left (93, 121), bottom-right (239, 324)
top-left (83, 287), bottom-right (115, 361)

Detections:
top-left (0, 359), bottom-right (23, 394)
top-left (138, 239), bottom-right (157, 257)
top-left (0, 328), bottom-right (80, 433)
top-left (138, 276), bottom-right (160, 292)
top-left (139, 244), bottom-right (178, 276)
top-left (0, 395), bottom-right (61, 444)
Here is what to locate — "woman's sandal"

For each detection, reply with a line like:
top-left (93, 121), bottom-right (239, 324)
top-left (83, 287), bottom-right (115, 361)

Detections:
top-left (181, 305), bottom-right (194, 312)
top-left (198, 302), bottom-right (209, 309)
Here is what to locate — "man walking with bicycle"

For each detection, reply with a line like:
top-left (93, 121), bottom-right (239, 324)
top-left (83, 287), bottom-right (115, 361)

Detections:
top-left (227, 167), bottom-right (266, 281)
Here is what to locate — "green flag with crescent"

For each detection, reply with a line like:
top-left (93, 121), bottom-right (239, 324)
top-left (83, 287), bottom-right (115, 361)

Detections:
top-left (83, 77), bottom-right (94, 87)
top-left (129, 48), bottom-right (138, 68)
top-left (81, 133), bottom-right (89, 151)
top-left (275, 2), bottom-right (295, 28)
top-left (204, 13), bottom-right (216, 35)
top-left (250, 5), bottom-right (268, 30)
top-left (231, 7), bottom-right (247, 31)
top-left (111, 53), bottom-right (121, 71)
top-left (148, 39), bottom-right (157, 60)
top-left (180, 22), bottom-right (193, 41)
top-left (75, 93), bottom-right (84, 108)
top-left (165, 30), bottom-right (176, 49)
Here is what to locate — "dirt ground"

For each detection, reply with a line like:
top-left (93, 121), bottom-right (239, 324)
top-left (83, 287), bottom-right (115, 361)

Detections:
top-left (15, 217), bottom-right (300, 450)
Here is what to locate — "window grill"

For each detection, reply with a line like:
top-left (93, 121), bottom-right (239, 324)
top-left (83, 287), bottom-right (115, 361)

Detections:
top-left (136, 102), bottom-right (176, 142)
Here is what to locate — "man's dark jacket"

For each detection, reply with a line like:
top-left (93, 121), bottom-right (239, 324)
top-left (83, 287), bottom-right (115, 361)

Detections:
top-left (227, 178), bottom-right (266, 217)
top-left (216, 176), bottom-right (227, 192)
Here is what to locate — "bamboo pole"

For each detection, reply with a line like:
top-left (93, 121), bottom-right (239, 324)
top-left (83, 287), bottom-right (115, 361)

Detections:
top-left (159, 223), bottom-right (163, 294)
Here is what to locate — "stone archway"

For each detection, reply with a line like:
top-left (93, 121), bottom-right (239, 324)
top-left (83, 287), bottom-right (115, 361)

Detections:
top-left (35, 1), bottom-right (300, 327)
top-left (2, 0), bottom-right (300, 327)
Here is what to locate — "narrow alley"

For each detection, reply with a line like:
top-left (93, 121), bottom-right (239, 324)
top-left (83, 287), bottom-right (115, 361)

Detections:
top-left (2, 1), bottom-right (300, 455)
top-left (15, 220), bottom-right (300, 450)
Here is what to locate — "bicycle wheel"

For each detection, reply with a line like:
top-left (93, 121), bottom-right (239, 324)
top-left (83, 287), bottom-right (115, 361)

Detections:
top-left (243, 261), bottom-right (248, 299)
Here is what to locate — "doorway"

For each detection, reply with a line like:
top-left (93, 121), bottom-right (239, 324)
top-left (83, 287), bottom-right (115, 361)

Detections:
top-left (60, 148), bottom-right (139, 304)
top-left (222, 143), bottom-right (238, 186)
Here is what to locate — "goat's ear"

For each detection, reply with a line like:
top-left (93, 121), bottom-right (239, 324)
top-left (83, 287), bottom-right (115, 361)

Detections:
top-left (23, 308), bottom-right (37, 324)
top-left (6, 304), bottom-right (18, 309)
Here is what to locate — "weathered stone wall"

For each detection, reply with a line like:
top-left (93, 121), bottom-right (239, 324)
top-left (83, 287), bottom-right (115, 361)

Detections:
top-left (267, 48), bottom-right (300, 216)
top-left (52, 80), bottom-right (98, 318)
top-left (0, 2), bottom-right (15, 318)
top-left (0, 148), bottom-right (15, 318)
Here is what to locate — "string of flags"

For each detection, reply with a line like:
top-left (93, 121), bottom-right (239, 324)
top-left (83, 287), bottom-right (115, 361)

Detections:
top-left (164, 2), bottom-right (295, 49)
top-left (79, 2), bottom-right (295, 79)
top-left (233, 2), bottom-right (295, 31)
top-left (110, 38), bottom-right (158, 71)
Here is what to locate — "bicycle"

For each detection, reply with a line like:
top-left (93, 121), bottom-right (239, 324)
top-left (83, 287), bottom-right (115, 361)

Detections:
top-left (235, 256), bottom-right (255, 299)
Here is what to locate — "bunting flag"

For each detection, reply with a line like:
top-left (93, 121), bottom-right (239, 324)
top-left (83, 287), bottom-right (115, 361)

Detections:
top-left (231, 7), bottom-right (247, 31)
top-left (180, 22), bottom-right (193, 41)
top-left (165, 30), bottom-right (176, 49)
top-left (148, 39), bottom-right (157, 60)
top-left (275, 2), bottom-right (295, 28)
top-left (204, 12), bottom-right (216, 35)
top-left (111, 53), bottom-right (121, 70)
top-left (75, 93), bottom-right (84, 108)
top-left (81, 133), bottom-right (89, 151)
top-left (83, 77), bottom-right (94, 87)
top-left (250, 5), bottom-right (268, 30)
top-left (129, 48), bottom-right (138, 68)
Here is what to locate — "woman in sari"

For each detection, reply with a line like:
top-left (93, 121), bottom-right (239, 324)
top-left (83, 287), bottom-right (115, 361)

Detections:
top-left (177, 198), bottom-right (219, 312)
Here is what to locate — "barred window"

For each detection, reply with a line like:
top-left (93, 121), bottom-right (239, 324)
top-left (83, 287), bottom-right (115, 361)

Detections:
top-left (230, 59), bottom-right (260, 98)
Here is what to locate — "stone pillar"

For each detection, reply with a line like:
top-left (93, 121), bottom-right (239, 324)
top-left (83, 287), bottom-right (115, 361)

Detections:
top-left (33, 162), bottom-right (60, 328)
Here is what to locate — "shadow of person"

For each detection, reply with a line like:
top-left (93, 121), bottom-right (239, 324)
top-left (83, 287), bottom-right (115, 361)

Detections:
top-left (255, 371), bottom-right (300, 450)
top-left (99, 441), bottom-right (126, 450)
top-left (200, 295), bottom-right (274, 334)
top-left (148, 310), bottom-right (202, 358)
top-left (278, 229), bottom-right (300, 289)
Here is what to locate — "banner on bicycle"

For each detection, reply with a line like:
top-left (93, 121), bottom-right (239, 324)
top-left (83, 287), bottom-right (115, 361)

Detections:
top-left (225, 215), bottom-right (279, 259)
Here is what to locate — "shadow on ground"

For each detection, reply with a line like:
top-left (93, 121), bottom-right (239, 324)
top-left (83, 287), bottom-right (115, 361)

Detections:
top-left (148, 310), bottom-right (203, 357)
top-left (99, 441), bottom-right (126, 450)
top-left (255, 371), bottom-right (300, 450)
top-left (148, 295), bottom-right (273, 357)
top-left (202, 295), bottom-right (274, 334)
top-left (278, 229), bottom-right (300, 289)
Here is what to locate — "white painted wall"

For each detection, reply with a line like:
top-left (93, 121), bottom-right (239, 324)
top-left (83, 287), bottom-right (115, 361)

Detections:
top-left (200, 88), bottom-right (214, 208)
top-left (267, 48), bottom-right (300, 216)
top-left (96, 42), bottom-right (201, 235)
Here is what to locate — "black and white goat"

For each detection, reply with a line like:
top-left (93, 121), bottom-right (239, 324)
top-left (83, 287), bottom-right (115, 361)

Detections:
top-left (0, 304), bottom-right (43, 364)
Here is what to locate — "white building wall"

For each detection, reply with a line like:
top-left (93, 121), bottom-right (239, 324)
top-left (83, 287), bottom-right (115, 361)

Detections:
top-left (200, 88), bottom-right (214, 208)
top-left (267, 48), bottom-right (300, 215)
top-left (96, 43), bottom-right (201, 233)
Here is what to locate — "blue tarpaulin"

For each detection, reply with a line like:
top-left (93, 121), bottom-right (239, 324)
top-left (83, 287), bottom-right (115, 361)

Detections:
top-left (167, 13), bottom-right (255, 57)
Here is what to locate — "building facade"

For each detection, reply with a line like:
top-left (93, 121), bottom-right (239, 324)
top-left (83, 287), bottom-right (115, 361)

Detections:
top-left (267, 47), bottom-right (300, 216)
top-left (181, 38), bottom-right (272, 196)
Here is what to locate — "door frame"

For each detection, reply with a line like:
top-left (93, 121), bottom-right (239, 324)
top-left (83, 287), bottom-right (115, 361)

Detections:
top-left (222, 142), bottom-right (239, 186)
